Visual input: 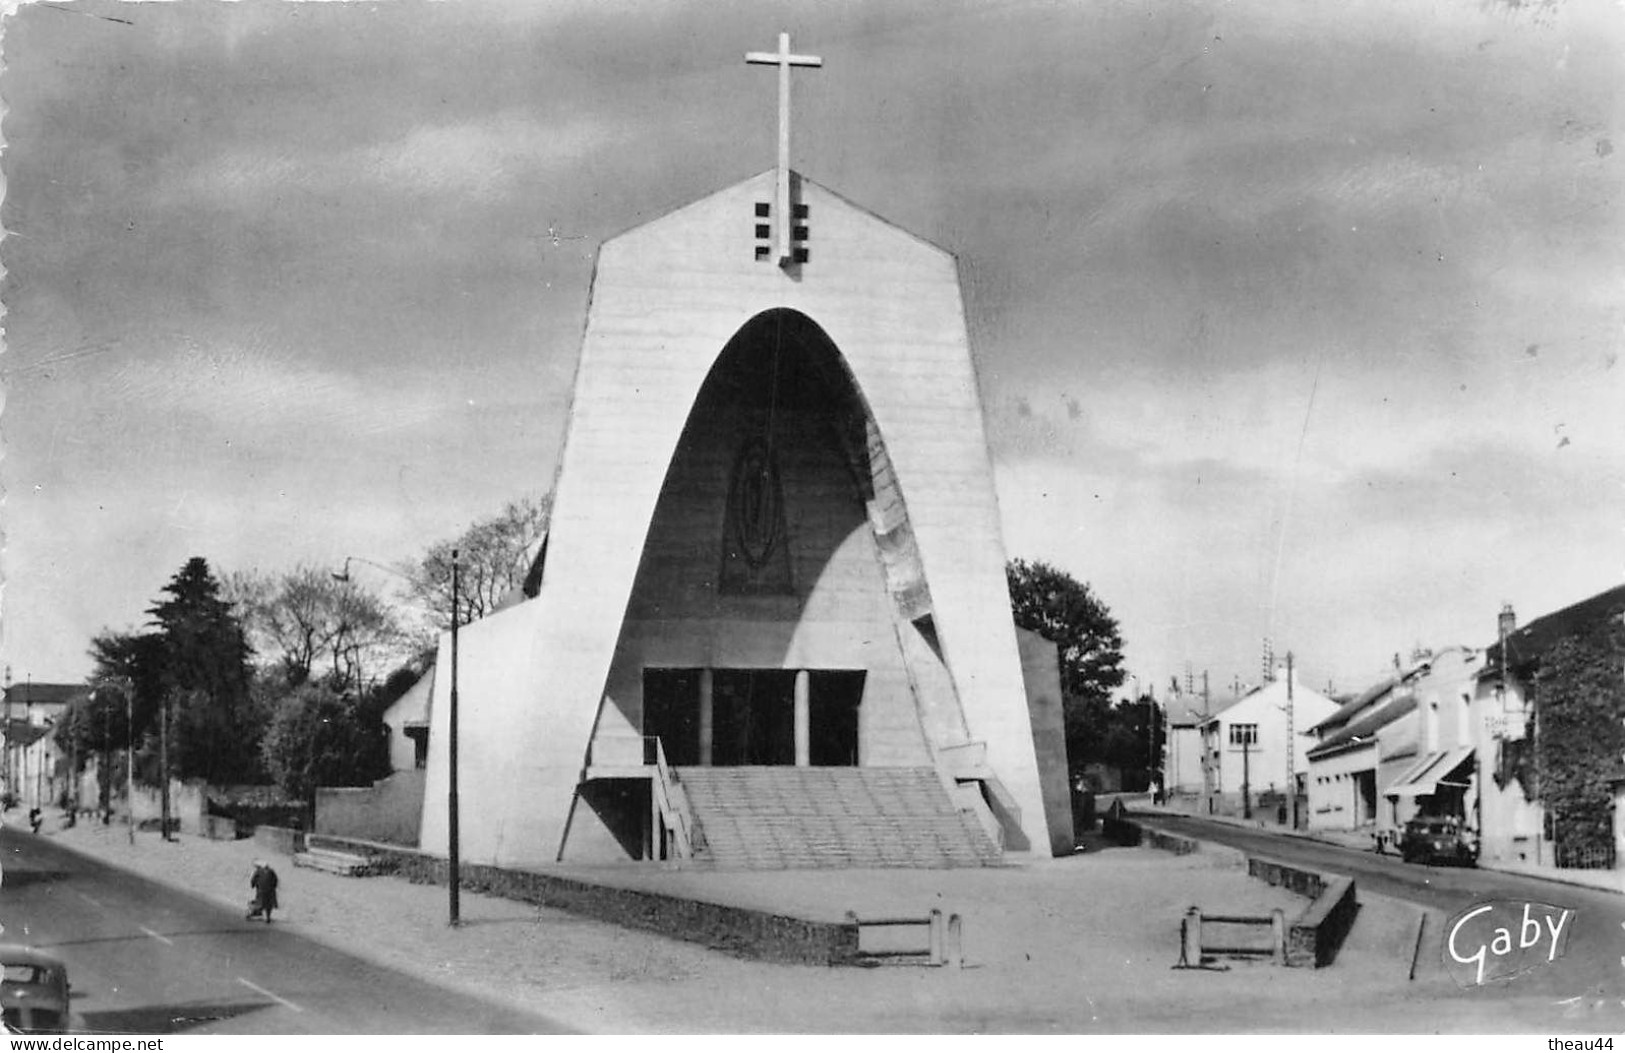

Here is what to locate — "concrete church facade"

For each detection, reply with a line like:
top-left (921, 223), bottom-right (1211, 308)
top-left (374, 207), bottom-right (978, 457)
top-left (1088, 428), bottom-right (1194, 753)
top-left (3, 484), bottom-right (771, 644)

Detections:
top-left (410, 97), bottom-right (1071, 870)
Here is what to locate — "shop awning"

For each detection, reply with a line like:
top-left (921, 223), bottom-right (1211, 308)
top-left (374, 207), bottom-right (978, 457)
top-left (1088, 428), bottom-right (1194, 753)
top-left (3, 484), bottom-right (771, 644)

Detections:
top-left (1385, 746), bottom-right (1474, 799)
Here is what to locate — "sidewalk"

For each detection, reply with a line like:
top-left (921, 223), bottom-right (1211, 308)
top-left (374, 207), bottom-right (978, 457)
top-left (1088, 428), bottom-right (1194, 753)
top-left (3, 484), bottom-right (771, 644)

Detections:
top-left (1137, 803), bottom-right (1625, 897)
top-left (14, 809), bottom-right (1578, 1033)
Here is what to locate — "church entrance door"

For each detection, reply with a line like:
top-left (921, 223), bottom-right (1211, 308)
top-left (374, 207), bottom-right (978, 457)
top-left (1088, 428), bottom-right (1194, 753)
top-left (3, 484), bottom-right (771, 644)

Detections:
top-left (808, 670), bottom-right (863, 766)
top-left (643, 668), bottom-right (702, 766)
top-left (712, 670), bottom-right (796, 766)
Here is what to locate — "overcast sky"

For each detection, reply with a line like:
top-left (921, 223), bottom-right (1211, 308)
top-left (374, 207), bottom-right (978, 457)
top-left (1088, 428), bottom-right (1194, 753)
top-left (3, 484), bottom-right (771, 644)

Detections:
top-left (3, 0), bottom-right (1622, 699)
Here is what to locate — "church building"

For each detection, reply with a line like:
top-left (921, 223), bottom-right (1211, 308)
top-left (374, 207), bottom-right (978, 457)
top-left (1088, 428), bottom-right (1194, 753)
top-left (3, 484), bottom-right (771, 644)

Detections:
top-left (411, 35), bottom-right (1072, 869)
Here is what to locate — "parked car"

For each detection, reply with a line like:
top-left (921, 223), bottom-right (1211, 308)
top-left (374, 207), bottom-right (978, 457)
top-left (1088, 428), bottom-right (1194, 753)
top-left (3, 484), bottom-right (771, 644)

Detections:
top-left (1399, 815), bottom-right (1478, 867)
top-left (0, 946), bottom-right (71, 1034)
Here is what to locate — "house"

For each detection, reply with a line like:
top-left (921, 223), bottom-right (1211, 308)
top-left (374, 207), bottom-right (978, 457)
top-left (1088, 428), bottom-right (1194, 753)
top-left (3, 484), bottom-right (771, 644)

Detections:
top-left (1304, 646), bottom-right (1483, 838)
top-left (1379, 646), bottom-right (1481, 840)
top-left (1306, 674), bottom-right (1417, 833)
top-left (2, 682), bottom-right (87, 809)
top-left (1199, 668), bottom-right (1337, 819)
top-left (1163, 693), bottom-right (1217, 798)
top-left (1472, 586), bottom-right (1625, 871)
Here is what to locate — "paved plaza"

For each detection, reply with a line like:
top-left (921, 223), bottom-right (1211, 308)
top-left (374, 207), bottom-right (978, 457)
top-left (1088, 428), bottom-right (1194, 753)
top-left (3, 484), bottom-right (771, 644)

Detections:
top-left (9, 812), bottom-right (1587, 1033)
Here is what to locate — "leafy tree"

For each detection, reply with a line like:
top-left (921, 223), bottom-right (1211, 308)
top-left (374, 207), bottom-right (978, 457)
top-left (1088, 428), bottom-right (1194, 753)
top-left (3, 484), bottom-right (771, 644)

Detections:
top-left (57, 678), bottom-right (138, 814)
top-left (1533, 618), bottom-right (1625, 857)
top-left (1006, 558), bottom-right (1127, 773)
top-left (228, 566), bottom-right (405, 691)
top-left (1104, 693), bottom-right (1165, 793)
top-left (407, 494), bottom-right (551, 631)
top-left (146, 557), bottom-right (262, 784)
top-left (260, 681), bottom-right (390, 809)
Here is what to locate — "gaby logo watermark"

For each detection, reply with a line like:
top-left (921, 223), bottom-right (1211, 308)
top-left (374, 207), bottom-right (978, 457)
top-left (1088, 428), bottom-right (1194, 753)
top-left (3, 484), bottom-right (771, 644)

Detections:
top-left (1444, 900), bottom-right (1574, 986)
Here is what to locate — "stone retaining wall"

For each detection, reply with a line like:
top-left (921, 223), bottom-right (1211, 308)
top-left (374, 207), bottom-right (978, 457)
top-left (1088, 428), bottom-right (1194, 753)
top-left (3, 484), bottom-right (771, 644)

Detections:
top-left (253, 825), bottom-right (306, 856)
top-left (308, 834), bottom-right (861, 966)
top-left (1247, 857), bottom-right (1358, 967)
top-left (1108, 817), bottom-right (1200, 855)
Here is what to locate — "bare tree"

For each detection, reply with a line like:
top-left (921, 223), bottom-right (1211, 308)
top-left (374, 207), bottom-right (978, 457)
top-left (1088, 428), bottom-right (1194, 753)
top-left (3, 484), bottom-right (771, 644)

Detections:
top-left (229, 565), bottom-right (405, 691)
top-left (407, 494), bottom-right (551, 630)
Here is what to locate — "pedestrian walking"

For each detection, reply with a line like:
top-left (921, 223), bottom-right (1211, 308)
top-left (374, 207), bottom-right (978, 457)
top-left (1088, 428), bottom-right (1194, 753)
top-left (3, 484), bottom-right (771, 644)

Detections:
top-left (247, 860), bottom-right (280, 923)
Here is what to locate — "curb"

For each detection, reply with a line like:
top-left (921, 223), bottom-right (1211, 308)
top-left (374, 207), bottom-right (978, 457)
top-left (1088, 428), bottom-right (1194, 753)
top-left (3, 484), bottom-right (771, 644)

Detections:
top-left (1140, 809), bottom-right (1625, 898)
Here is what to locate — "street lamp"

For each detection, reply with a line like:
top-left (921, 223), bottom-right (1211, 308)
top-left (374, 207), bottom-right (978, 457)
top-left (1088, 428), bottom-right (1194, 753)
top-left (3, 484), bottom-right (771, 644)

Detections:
top-left (449, 548), bottom-right (461, 928)
top-left (337, 551), bottom-right (460, 926)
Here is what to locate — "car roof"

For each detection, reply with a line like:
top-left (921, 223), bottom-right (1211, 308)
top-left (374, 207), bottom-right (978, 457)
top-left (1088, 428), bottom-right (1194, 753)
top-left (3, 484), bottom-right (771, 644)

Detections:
top-left (0, 945), bottom-right (66, 970)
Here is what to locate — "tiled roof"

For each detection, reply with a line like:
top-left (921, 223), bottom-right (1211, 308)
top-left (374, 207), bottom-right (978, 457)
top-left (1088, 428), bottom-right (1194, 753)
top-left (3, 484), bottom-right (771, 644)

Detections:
top-left (1307, 695), bottom-right (1418, 758)
top-left (2, 683), bottom-right (88, 708)
top-left (1482, 584), bottom-right (1625, 679)
top-left (1307, 676), bottom-right (1398, 735)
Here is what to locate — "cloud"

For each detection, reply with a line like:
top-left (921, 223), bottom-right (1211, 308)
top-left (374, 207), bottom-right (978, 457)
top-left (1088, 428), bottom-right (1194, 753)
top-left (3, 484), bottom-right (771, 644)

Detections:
top-left (101, 336), bottom-right (444, 441)
top-left (181, 110), bottom-right (622, 207)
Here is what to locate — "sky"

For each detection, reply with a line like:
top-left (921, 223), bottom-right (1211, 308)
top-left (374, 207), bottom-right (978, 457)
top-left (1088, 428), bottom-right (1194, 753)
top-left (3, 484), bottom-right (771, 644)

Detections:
top-left (2, 0), bottom-right (1622, 701)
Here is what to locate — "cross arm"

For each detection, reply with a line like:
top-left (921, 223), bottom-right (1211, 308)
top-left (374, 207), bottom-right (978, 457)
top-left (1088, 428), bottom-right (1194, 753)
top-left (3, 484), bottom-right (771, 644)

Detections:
top-left (745, 51), bottom-right (823, 68)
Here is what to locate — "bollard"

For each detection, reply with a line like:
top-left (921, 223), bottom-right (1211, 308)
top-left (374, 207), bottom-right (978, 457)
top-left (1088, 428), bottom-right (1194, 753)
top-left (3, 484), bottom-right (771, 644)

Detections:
top-left (1271, 908), bottom-right (1286, 965)
top-left (945, 913), bottom-right (964, 969)
top-left (928, 908), bottom-right (945, 965)
top-left (1183, 906), bottom-right (1203, 967)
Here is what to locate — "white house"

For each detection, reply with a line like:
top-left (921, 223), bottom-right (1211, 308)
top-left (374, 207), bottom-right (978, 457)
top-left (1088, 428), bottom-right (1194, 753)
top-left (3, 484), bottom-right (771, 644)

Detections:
top-left (1200, 668), bottom-right (1337, 819)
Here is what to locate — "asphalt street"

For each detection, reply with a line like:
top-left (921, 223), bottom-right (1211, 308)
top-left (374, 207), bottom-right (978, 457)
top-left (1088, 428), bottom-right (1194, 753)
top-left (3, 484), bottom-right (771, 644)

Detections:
top-left (0, 827), bottom-right (569, 1035)
top-left (1143, 813), bottom-right (1625, 1006)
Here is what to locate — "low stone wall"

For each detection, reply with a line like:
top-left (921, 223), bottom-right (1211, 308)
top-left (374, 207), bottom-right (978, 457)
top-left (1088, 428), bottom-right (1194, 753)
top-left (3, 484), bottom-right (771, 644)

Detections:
top-left (130, 779), bottom-right (207, 836)
top-left (202, 815), bottom-right (244, 841)
top-left (1247, 857), bottom-right (1359, 967)
top-left (315, 770), bottom-right (424, 846)
top-left (309, 834), bottom-right (860, 966)
top-left (1108, 817), bottom-right (1199, 855)
top-left (253, 825), bottom-right (307, 856)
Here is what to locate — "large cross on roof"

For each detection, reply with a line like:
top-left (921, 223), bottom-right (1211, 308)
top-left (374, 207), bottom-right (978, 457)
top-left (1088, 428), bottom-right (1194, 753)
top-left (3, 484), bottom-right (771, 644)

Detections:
top-left (746, 32), bottom-right (821, 268)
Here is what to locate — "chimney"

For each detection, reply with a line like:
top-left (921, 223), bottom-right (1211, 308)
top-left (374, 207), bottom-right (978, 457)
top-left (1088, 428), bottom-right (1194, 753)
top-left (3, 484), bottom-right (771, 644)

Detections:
top-left (1498, 603), bottom-right (1516, 641)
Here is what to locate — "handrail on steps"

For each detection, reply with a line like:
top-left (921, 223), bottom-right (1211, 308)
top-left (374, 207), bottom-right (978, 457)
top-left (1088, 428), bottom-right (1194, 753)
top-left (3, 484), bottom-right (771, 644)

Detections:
top-left (647, 736), bottom-right (695, 862)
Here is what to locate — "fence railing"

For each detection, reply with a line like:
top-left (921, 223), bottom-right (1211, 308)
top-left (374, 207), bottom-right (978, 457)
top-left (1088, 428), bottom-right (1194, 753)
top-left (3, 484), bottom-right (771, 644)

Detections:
top-left (1554, 840), bottom-right (1615, 871)
top-left (1175, 906), bottom-right (1287, 968)
top-left (648, 736), bottom-right (695, 862)
top-left (848, 908), bottom-right (964, 968)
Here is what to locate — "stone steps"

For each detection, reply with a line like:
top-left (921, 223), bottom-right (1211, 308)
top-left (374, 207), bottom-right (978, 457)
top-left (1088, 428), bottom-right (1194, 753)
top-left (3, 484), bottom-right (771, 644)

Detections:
top-left (292, 846), bottom-right (378, 877)
top-left (677, 767), bottom-right (1000, 870)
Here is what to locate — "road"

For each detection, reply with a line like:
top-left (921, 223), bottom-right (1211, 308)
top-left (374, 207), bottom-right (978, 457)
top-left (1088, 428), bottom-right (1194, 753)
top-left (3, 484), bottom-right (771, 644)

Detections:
top-left (0, 827), bottom-right (568, 1035)
top-left (1143, 813), bottom-right (1625, 1004)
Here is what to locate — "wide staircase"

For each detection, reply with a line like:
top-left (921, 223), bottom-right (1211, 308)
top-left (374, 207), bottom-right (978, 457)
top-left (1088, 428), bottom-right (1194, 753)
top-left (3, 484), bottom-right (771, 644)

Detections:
top-left (676, 766), bottom-right (1001, 869)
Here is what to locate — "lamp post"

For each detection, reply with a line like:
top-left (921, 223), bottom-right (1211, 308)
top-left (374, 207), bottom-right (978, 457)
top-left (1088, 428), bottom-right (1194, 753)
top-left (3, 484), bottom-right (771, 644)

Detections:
top-left (336, 552), bottom-right (459, 926)
top-left (448, 548), bottom-right (461, 928)
top-left (125, 681), bottom-right (135, 846)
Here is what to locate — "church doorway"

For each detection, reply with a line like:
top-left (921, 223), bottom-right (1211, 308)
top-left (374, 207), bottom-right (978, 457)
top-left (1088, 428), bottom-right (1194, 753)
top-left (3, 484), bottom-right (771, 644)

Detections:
top-left (808, 670), bottom-right (863, 766)
top-left (640, 667), bottom-right (865, 767)
top-left (643, 668), bottom-right (702, 765)
top-left (712, 670), bottom-right (796, 766)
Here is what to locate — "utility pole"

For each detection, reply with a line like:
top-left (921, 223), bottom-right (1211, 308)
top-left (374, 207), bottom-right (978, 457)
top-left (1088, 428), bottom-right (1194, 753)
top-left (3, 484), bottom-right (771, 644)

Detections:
top-left (448, 548), bottom-right (462, 928)
top-left (1242, 735), bottom-right (1252, 820)
top-left (160, 693), bottom-right (172, 842)
top-left (125, 682), bottom-right (135, 845)
top-left (2, 666), bottom-right (10, 808)
top-left (1285, 652), bottom-right (1296, 828)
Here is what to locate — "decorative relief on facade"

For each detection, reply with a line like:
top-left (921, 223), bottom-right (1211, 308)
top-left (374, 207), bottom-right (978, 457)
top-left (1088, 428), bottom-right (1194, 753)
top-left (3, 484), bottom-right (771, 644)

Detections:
top-left (721, 427), bottom-right (793, 593)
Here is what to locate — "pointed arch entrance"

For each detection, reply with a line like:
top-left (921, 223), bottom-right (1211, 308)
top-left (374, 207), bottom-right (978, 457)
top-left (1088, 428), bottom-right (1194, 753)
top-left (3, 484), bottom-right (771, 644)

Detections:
top-left (599, 308), bottom-right (953, 775)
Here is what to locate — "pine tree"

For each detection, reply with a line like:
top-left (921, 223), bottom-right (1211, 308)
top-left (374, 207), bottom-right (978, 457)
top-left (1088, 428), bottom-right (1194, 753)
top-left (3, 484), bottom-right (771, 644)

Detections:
top-left (147, 557), bottom-right (262, 784)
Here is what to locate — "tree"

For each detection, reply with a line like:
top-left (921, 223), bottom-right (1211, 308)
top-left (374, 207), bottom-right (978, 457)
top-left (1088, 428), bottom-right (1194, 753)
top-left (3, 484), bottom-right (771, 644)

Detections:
top-left (407, 494), bottom-right (551, 631)
top-left (228, 566), bottom-right (405, 692)
top-left (260, 681), bottom-right (390, 810)
top-left (1533, 618), bottom-right (1625, 858)
top-left (1103, 693), bottom-right (1164, 793)
top-left (1006, 558), bottom-right (1127, 773)
top-left (146, 557), bottom-right (262, 785)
